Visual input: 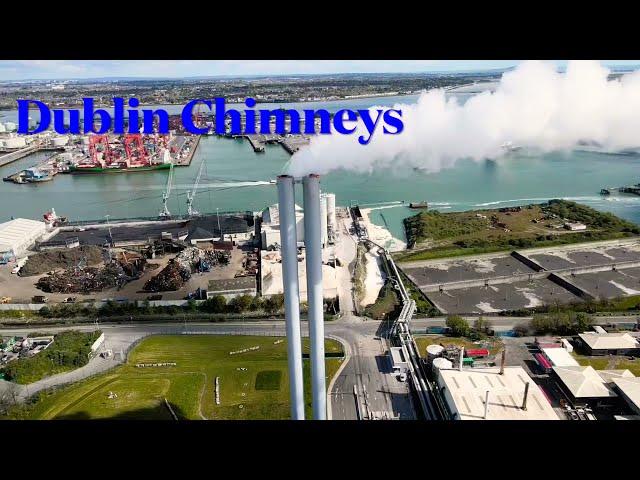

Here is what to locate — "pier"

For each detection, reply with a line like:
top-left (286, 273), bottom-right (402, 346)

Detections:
top-left (0, 144), bottom-right (41, 168)
top-left (238, 133), bottom-right (311, 154)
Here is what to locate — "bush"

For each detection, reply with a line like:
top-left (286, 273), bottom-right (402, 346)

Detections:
top-left (446, 315), bottom-right (470, 337)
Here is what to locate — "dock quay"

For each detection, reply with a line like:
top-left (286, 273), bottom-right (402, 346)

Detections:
top-left (0, 144), bottom-right (42, 168)
top-left (174, 135), bottom-right (200, 166)
top-left (238, 133), bottom-right (311, 154)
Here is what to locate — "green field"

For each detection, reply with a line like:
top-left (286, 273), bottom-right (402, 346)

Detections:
top-left (7, 335), bottom-right (344, 420)
top-left (396, 200), bottom-right (639, 262)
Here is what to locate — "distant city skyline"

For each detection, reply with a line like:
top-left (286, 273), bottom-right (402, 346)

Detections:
top-left (1, 60), bottom-right (639, 81)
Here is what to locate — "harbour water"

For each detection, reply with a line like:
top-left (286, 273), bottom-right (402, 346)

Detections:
top-left (1, 92), bottom-right (640, 243)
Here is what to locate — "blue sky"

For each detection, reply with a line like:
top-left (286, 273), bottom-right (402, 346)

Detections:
top-left (1, 60), bottom-right (639, 81)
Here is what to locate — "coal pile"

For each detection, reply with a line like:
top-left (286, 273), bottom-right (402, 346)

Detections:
top-left (36, 262), bottom-right (128, 294)
top-left (21, 246), bottom-right (104, 277)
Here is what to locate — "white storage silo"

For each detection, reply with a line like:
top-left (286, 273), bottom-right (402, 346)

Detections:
top-left (426, 344), bottom-right (445, 365)
top-left (52, 136), bottom-right (69, 147)
top-left (320, 194), bottom-right (328, 247)
top-left (432, 357), bottom-right (453, 375)
top-left (325, 193), bottom-right (336, 239)
top-left (4, 122), bottom-right (16, 132)
top-left (0, 123), bottom-right (6, 133)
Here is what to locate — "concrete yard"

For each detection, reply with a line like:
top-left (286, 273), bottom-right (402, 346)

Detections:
top-left (566, 267), bottom-right (640, 299)
top-left (527, 244), bottom-right (640, 270)
top-left (400, 239), bottom-right (640, 314)
top-left (402, 253), bottom-right (535, 287)
top-left (428, 277), bottom-right (582, 314)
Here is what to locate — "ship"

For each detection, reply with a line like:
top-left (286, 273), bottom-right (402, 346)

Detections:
top-left (69, 163), bottom-right (172, 174)
top-left (409, 201), bottom-right (429, 209)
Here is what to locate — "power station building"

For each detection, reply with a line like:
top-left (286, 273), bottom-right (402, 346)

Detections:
top-left (435, 366), bottom-right (559, 420)
top-left (260, 192), bottom-right (336, 250)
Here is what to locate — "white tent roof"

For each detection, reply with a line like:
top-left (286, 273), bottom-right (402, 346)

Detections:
top-left (578, 332), bottom-right (639, 351)
top-left (541, 347), bottom-right (579, 367)
top-left (612, 376), bottom-right (640, 411)
top-left (0, 218), bottom-right (45, 252)
top-left (553, 366), bottom-right (617, 398)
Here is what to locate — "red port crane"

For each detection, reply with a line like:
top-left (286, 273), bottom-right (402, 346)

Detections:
top-left (88, 135), bottom-right (112, 167)
top-left (123, 134), bottom-right (149, 166)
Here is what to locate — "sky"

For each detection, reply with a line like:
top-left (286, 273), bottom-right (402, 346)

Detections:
top-left (1, 60), bottom-right (639, 81)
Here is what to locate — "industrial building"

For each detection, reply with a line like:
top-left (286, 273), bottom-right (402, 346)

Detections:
top-left (576, 332), bottom-right (640, 356)
top-left (611, 376), bottom-right (640, 415)
top-left (260, 249), bottom-right (338, 301)
top-left (552, 366), bottom-right (625, 407)
top-left (540, 347), bottom-right (580, 368)
top-left (260, 192), bottom-right (336, 250)
top-left (435, 366), bottom-right (559, 420)
top-left (389, 347), bottom-right (409, 374)
top-left (0, 218), bottom-right (47, 257)
top-left (205, 277), bottom-right (257, 299)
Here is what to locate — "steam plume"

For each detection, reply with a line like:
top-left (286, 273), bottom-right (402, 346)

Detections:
top-left (288, 60), bottom-right (640, 176)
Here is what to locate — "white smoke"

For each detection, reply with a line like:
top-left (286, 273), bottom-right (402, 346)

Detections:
top-left (288, 60), bottom-right (640, 177)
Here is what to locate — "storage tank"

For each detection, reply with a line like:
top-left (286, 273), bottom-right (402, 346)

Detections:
top-left (320, 194), bottom-right (328, 247)
top-left (0, 123), bottom-right (6, 133)
top-left (426, 344), bottom-right (445, 365)
top-left (325, 193), bottom-right (336, 236)
top-left (4, 122), bottom-right (16, 132)
top-left (52, 136), bottom-right (69, 147)
top-left (3, 136), bottom-right (26, 149)
top-left (432, 357), bottom-right (453, 374)
top-left (81, 136), bottom-right (90, 145)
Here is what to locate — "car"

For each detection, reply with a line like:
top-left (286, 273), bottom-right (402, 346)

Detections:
top-left (63, 297), bottom-right (77, 303)
top-left (398, 372), bottom-right (407, 382)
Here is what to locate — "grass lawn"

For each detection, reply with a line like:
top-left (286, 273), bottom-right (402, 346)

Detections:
top-left (6, 335), bottom-right (344, 420)
top-left (413, 335), bottom-right (504, 358)
top-left (571, 352), bottom-right (640, 375)
top-left (396, 200), bottom-right (638, 262)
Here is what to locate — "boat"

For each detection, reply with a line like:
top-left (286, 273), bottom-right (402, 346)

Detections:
top-left (600, 188), bottom-right (612, 195)
top-left (69, 163), bottom-right (172, 174)
top-left (409, 201), bottom-right (429, 209)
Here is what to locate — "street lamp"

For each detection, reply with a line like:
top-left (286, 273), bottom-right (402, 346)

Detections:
top-left (216, 207), bottom-right (222, 240)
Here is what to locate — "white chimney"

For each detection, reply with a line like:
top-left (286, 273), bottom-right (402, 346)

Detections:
top-left (276, 175), bottom-right (305, 420)
top-left (303, 174), bottom-right (326, 420)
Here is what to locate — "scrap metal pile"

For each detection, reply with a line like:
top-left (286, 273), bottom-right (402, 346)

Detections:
top-left (36, 262), bottom-right (129, 294)
top-left (34, 248), bottom-right (150, 294)
top-left (144, 247), bottom-right (231, 292)
top-left (20, 246), bottom-right (104, 277)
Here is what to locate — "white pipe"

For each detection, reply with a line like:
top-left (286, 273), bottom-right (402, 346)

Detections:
top-left (484, 390), bottom-right (490, 419)
top-left (277, 175), bottom-right (305, 420)
top-left (303, 174), bottom-right (326, 420)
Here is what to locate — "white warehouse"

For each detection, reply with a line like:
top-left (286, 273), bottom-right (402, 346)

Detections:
top-left (0, 218), bottom-right (47, 257)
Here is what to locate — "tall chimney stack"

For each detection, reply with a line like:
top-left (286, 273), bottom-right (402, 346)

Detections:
top-left (303, 174), bottom-right (327, 420)
top-left (276, 175), bottom-right (305, 420)
top-left (522, 382), bottom-right (530, 411)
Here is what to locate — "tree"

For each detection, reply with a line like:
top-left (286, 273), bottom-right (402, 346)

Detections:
top-left (229, 295), bottom-right (253, 313)
top-left (202, 295), bottom-right (227, 314)
top-left (574, 312), bottom-right (593, 333)
top-left (264, 294), bottom-right (284, 315)
top-left (446, 315), bottom-right (470, 337)
top-left (473, 316), bottom-right (492, 334)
